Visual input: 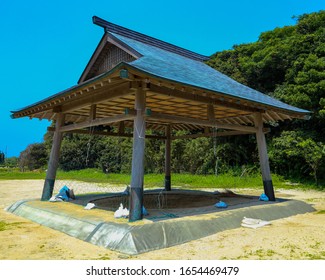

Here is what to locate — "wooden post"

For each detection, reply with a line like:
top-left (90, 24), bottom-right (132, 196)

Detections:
top-left (118, 121), bottom-right (125, 134)
top-left (89, 104), bottom-right (97, 121)
top-left (207, 104), bottom-right (215, 122)
top-left (129, 88), bottom-right (146, 221)
top-left (254, 113), bottom-right (275, 201)
top-left (164, 125), bottom-right (171, 191)
top-left (41, 113), bottom-right (65, 201)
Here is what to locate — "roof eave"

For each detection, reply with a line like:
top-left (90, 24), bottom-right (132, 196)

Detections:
top-left (11, 62), bottom-right (129, 119)
top-left (121, 63), bottom-right (311, 118)
top-left (11, 63), bottom-right (310, 122)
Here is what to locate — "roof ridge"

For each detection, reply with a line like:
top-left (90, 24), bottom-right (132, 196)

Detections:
top-left (92, 16), bottom-right (210, 62)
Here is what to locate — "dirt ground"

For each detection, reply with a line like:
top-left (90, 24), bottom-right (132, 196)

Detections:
top-left (0, 180), bottom-right (324, 260)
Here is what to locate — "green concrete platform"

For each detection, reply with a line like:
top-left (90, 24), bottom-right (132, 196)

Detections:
top-left (5, 192), bottom-right (315, 255)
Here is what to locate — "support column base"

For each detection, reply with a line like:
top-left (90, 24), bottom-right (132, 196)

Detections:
top-left (164, 176), bottom-right (171, 191)
top-left (41, 179), bottom-right (55, 201)
top-left (263, 180), bottom-right (275, 201)
top-left (129, 187), bottom-right (143, 222)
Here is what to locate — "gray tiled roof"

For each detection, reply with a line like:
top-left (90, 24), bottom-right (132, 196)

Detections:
top-left (93, 16), bottom-right (209, 62)
top-left (111, 32), bottom-right (308, 114)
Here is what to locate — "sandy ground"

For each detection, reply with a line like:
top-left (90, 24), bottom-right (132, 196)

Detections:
top-left (0, 180), bottom-right (324, 260)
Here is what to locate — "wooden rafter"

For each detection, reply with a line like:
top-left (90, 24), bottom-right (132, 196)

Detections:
top-left (60, 82), bottom-right (134, 113)
top-left (147, 111), bottom-right (257, 132)
top-left (147, 83), bottom-right (261, 114)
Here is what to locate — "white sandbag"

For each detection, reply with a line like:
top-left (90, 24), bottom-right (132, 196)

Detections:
top-left (114, 203), bottom-right (129, 218)
top-left (241, 217), bottom-right (271, 228)
top-left (84, 203), bottom-right (96, 210)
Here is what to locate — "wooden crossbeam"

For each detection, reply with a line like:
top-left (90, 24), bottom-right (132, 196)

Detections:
top-left (48, 127), bottom-right (166, 139)
top-left (147, 111), bottom-right (257, 132)
top-left (172, 128), bottom-right (270, 140)
top-left (59, 112), bottom-right (136, 132)
top-left (173, 131), bottom-right (251, 139)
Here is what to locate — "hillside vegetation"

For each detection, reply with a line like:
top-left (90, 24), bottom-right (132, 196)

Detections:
top-left (208, 11), bottom-right (325, 184)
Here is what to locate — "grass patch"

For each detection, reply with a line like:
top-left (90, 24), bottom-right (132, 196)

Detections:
top-left (0, 221), bottom-right (7, 231)
top-left (0, 221), bottom-right (24, 231)
top-left (316, 210), bottom-right (325, 214)
top-left (54, 170), bottom-right (290, 189)
top-left (304, 251), bottom-right (325, 260)
top-left (0, 169), bottom-right (46, 180)
top-left (0, 168), bottom-right (323, 190)
top-left (96, 254), bottom-right (111, 260)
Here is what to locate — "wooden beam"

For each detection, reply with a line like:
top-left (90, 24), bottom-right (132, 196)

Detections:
top-left (59, 112), bottom-right (136, 132)
top-left (173, 131), bottom-right (249, 139)
top-left (254, 113), bottom-right (275, 201)
top-left (52, 106), bottom-right (62, 113)
top-left (164, 125), bottom-right (171, 191)
top-left (41, 113), bottom-right (65, 201)
top-left (47, 126), bottom-right (166, 139)
top-left (148, 84), bottom-right (260, 113)
top-left (61, 83), bottom-right (134, 113)
top-left (129, 88), bottom-right (146, 222)
top-left (148, 111), bottom-right (257, 132)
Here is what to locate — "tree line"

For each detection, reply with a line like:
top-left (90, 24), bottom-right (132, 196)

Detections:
top-left (17, 11), bottom-right (325, 185)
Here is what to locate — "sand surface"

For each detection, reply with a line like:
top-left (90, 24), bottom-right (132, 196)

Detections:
top-left (0, 180), bottom-right (324, 260)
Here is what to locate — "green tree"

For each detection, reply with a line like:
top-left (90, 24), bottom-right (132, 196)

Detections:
top-left (297, 139), bottom-right (325, 185)
top-left (269, 131), bottom-right (325, 184)
top-left (5, 157), bottom-right (18, 167)
top-left (59, 134), bottom-right (106, 171)
top-left (0, 151), bottom-right (5, 165)
top-left (19, 143), bottom-right (48, 171)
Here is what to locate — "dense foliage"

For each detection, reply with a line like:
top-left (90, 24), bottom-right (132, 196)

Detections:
top-left (18, 143), bottom-right (48, 171)
top-left (0, 151), bottom-right (5, 165)
top-left (17, 11), bottom-right (325, 186)
top-left (208, 11), bottom-right (325, 184)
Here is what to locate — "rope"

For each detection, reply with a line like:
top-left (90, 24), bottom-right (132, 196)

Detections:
top-left (85, 121), bottom-right (95, 167)
top-left (157, 189), bottom-right (167, 209)
top-left (134, 116), bottom-right (146, 139)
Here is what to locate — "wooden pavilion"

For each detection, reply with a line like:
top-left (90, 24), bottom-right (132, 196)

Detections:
top-left (11, 16), bottom-right (309, 221)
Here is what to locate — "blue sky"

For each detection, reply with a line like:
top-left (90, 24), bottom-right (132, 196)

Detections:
top-left (0, 0), bottom-right (324, 157)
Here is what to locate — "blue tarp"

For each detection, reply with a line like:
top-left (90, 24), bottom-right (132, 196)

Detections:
top-left (55, 186), bottom-right (71, 201)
